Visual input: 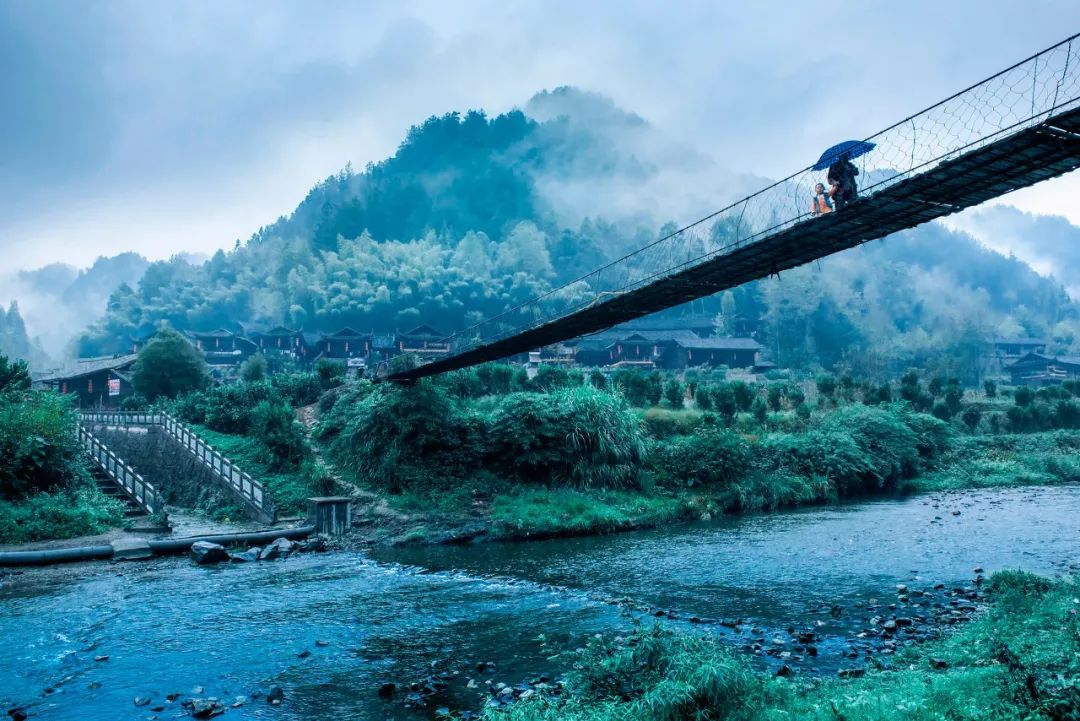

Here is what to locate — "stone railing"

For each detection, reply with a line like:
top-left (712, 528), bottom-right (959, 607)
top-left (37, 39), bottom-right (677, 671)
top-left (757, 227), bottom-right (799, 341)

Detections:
top-left (77, 424), bottom-right (166, 517)
top-left (78, 411), bottom-right (275, 523)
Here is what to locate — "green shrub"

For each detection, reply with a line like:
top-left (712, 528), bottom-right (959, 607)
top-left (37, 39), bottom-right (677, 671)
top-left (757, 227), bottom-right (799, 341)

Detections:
top-left (0, 489), bottom-right (125, 544)
top-left (315, 358), bottom-right (346, 389)
top-left (240, 352), bottom-right (267, 382)
top-left (612, 369), bottom-right (652, 407)
top-left (250, 400), bottom-right (308, 471)
top-left (641, 408), bottom-right (702, 439)
top-left (0, 392), bottom-right (88, 499)
top-left (822, 404), bottom-right (922, 482)
top-left (763, 429), bottom-right (875, 495)
top-left (653, 427), bottom-right (751, 488)
top-left (119, 393), bottom-right (148, 411)
top-left (319, 380), bottom-right (483, 492)
top-left (271, 372), bottom-right (322, 406)
top-left (476, 363), bottom-right (515, 395)
top-left (487, 386), bottom-right (645, 488)
top-left (663, 378), bottom-right (683, 408)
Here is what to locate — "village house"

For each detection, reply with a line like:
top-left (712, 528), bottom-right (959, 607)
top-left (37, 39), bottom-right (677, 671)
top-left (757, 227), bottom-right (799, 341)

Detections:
top-left (38, 354), bottom-right (138, 409)
top-left (569, 330), bottom-right (763, 370)
top-left (992, 336), bottom-right (1047, 360)
top-left (247, 325), bottom-right (314, 361)
top-left (397, 324), bottom-right (450, 358)
top-left (187, 329), bottom-right (258, 367)
top-left (1007, 352), bottom-right (1080, 386)
top-left (317, 327), bottom-right (373, 359)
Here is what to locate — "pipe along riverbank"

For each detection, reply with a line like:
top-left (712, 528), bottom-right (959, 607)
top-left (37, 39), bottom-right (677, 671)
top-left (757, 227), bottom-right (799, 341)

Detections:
top-left (0, 526), bottom-right (314, 567)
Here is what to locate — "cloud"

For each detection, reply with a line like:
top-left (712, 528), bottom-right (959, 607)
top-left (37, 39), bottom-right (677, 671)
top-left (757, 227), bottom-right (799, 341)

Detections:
top-left (2, 0), bottom-right (1080, 271)
top-left (945, 205), bottom-right (1080, 297)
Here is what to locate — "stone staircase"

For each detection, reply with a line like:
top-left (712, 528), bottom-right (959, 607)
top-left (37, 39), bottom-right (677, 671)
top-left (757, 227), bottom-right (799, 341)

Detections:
top-left (91, 466), bottom-right (146, 519)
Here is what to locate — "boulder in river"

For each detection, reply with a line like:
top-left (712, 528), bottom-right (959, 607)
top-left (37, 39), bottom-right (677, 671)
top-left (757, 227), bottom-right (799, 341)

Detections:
top-left (259, 538), bottom-right (297, 561)
top-left (190, 542), bottom-right (229, 565)
top-left (266, 686), bottom-right (285, 705)
top-left (377, 682), bottom-right (396, 698)
top-left (8, 707), bottom-right (29, 721)
top-left (188, 698), bottom-right (225, 718)
top-left (229, 548), bottom-right (261, 563)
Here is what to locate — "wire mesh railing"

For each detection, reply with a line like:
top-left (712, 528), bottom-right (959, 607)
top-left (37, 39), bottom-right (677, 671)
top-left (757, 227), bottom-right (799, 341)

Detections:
top-left (412, 32), bottom-right (1080, 370)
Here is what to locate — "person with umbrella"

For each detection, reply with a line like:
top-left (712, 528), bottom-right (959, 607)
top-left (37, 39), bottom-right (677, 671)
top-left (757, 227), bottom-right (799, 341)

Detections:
top-left (812, 140), bottom-right (875, 211)
top-left (827, 152), bottom-right (859, 209)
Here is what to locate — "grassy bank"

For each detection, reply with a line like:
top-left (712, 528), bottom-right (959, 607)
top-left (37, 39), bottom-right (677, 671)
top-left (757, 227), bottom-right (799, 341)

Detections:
top-left (191, 424), bottom-right (335, 517)
top-left (0, 490), bottom-right (125, 545)
top-left (484, 571), bottom-right (1080, 720)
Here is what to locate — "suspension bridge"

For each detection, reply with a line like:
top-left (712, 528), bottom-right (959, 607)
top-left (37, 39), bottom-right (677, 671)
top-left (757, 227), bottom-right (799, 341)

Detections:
top-left (383, 33), bottom-right (1080, 382)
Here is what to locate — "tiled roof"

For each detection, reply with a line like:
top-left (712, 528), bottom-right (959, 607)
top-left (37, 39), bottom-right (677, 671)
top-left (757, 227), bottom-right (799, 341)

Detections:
top-left (323, 327), bottom-right (369, 339)
top-left (37, 354), bottom-right (139, 382)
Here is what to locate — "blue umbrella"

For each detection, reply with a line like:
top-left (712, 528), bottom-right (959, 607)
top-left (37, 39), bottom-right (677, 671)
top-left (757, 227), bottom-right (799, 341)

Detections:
top-left (812, 140), bottom-right (876, 171)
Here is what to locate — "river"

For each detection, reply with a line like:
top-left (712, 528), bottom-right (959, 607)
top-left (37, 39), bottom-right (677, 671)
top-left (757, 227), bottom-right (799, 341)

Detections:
top-left (2, 485), bottom-right (1078, 720)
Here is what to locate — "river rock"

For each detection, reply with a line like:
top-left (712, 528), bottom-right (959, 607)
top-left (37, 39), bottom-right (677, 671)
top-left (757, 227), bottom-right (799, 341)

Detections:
top-left (377, 682), bottom-right (396, 698)
top-left (266, 686), bottom-right (285, 704)
top-left (112, 538), bottom-right (154, 561)
top-left (188, 698), bottom-right (225, 718)
top-left (229, 548), bottom-right (260, 563)
top-left (882, 620), bottom-right (898, 632)
top-left (259, 538), bottom-right (297, 561)
top-left (8, 707), bottom-right (28, 721)
top-left (190, 542), bottom-right (228, 565)
top-left (930, 657), bottom-right (949, 669)
top-left (134, 696), bottom-right (152, 707)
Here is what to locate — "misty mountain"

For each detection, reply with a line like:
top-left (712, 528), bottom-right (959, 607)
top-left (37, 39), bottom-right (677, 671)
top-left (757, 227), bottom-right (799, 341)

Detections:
top-left (1, 252), bottom-right (151, 361)
top-left (67, 87), bottom-right (1079, 379)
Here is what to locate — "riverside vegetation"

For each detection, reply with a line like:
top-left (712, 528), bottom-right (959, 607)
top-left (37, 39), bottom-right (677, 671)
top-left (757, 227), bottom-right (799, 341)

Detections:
top-left (479, 570), bottom-right (1080, 721)
top-left (143, 352), bottom-right (1079, 543)
top-left (0, 353), bottom-right (124, 544)
top-left (5, 339), bottom-right (1078, 545)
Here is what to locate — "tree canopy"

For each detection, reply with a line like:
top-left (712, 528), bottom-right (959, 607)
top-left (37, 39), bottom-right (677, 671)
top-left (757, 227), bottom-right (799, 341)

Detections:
top-left (132, 328), bottom-right (211, 400)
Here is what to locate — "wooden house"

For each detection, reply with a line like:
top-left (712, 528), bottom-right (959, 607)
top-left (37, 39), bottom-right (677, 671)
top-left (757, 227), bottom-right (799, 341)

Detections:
top-left (1007, 352), bottom-right (1080, 386)
top-left (398, 325), bottom-right (450, 357)
top-left (318, 327), bottom-right (372, 359)
top-left (188, 329), bottom-right (258, 367)
top-left (992, 337), bottom-right (1047, 361)
top-left (248, 326), bottom-right (314, 361)
top-left (38, 354), bottom-right (138, 409)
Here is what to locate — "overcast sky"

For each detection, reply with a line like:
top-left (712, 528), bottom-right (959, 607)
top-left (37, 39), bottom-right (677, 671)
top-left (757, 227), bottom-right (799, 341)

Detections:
top-left (3, 0), bottom-right (1080, 273)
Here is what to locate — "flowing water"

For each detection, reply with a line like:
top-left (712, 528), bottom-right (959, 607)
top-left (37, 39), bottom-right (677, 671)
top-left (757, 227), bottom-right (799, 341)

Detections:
top-left (2, 485), bottom-right (1079, 720)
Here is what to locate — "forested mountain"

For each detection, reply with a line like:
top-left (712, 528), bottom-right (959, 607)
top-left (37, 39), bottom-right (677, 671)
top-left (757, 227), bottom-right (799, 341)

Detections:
top-left (72, 87), bottom-right (1080, 378)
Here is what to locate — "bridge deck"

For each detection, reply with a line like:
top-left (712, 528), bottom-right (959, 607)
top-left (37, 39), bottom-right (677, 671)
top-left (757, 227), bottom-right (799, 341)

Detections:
top-left (387, 105), bottom-right (1080, 381)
